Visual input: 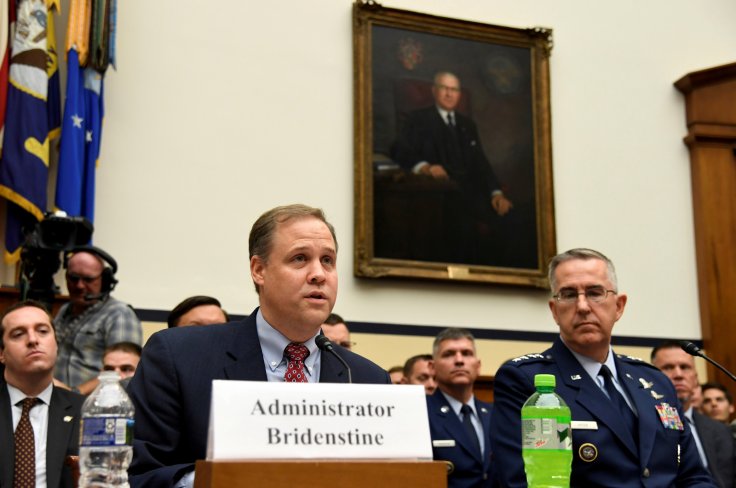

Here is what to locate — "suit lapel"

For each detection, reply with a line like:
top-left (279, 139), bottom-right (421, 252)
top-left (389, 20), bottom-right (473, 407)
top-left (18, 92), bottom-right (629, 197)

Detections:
top-left (47, 387), bottom-right (76, 488)
top-left (223, 314), bottom-right (268, 381)
top-left (552, 341), bottom-right (638, 456)
top-left (318, 350), bottom-right (349, 383)
top-left (430, 391), bottom-right (481, 463)
top-left (0, 385), bottom-right (14, 487)
top-left (693, 412), bottom-right (717, 468)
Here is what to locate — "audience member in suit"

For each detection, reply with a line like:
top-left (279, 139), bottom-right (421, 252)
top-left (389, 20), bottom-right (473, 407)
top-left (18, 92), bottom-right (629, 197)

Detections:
top-left (167, 295), bottom-right (230, 328)
top-left (321, 312), bottom-right (353, 350)
top-left (426, 328), bottom-right (493, 487)
top-left (64, 341), bottom-right (143, 395)
top-left (0, 300), bottom-right (84, 488)
top-left (652, 341), bottom-right (736, 488)
top-left (128, 204), bottom-right (391, 488)
top-left (388, 365), bottom-right (404, 384)
top-left (701, 382), bottom-right (735, 425)
top-left (490, 248), bottom-right (715, 487)
top-left (391, 71), bottom-right (513, 265)
top-left (401, 353), bottom-right (437, 395)
top-left (701, 382), bottom-right (736, 443)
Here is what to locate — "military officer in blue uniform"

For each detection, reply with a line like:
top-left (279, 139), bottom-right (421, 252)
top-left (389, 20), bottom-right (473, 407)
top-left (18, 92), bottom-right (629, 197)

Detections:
top-left (490, 248), bottom-right (716, 487)
top-left (427, 328), bottom-right (493, 487)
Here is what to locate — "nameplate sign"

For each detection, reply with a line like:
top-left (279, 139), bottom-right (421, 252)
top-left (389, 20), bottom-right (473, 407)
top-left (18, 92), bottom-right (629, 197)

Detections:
top-left (206, 380), bottom-right (431, 460)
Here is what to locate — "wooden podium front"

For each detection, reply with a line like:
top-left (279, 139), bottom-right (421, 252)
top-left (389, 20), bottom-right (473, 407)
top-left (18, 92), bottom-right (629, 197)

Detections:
top-left (194, 459), bottom-right (447, 488)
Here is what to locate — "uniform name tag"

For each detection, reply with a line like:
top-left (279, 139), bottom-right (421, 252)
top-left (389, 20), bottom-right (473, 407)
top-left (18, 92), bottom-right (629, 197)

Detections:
top-left (571, 421), bottom-right (598, 430)
top-left (432, 439), bottom-right (456, 448)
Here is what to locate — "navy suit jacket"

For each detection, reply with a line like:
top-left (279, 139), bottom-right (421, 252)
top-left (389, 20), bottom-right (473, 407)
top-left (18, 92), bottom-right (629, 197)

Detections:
top-left (693, 410), bottom-right (736, 488)
top-left (128, 309), bottom-right (390, 487)
top-left (427, 389), bottom-right (493, 488)
top-left (490, 338), bottom-right (716, 487)
top-left (0, 384), bottom-right (83, 488)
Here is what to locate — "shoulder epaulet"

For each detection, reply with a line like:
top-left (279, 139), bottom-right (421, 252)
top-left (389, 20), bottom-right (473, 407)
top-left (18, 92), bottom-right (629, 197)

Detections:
top-left (616, 354), bottom-right (660, 370)
top-left (617, 353), bottom-right (645, 362)
top-left (508, 352), bottom-right (551, 364)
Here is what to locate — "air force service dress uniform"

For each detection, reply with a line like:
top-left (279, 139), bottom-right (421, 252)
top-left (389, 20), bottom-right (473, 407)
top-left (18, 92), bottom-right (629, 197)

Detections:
top-left (427, 390), bottom-right (493, 488)
top-left (489, 338), bottom-right (716, 487)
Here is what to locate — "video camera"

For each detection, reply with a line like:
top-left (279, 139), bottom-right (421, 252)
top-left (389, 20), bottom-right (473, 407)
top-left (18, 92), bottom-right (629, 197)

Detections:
top-left (19, 212), bottom-right (94, 307)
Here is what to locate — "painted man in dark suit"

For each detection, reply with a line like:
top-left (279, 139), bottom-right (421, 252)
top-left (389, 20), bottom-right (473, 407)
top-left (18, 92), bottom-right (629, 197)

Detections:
top-left (427, 327), bottom-right (493, 487)
top-left (128, 204), bottom-right (391, 488)
top-left (391, 71), bottom-right (513, 264)
top-left (490, 248), bottom-right (716, 487)
top-left (0, 300), bottom-right (83, 488)
top-left (651, 341), bottom-right (736, 488)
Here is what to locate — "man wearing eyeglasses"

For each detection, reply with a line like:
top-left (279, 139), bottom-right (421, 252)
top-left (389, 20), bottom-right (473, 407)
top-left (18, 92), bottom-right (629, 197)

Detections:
top-left (489, 248), bottom-right (716, 487)
top-left (54, 248), bottom-right (141, 395)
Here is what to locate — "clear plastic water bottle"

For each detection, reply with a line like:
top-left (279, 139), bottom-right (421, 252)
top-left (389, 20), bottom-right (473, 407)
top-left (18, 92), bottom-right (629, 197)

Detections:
top-left (521, 373), bottom-right (572, 487)
top-left (79, 371), bottom-right (135, 487)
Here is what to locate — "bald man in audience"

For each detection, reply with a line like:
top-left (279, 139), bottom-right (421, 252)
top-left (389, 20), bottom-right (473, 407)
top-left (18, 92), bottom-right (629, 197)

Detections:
top-left (167, 296), bottom-right (229, 328)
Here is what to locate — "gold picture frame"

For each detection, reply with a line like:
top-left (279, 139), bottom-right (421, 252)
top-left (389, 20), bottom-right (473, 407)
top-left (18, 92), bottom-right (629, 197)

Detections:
top-left (353, 1), bottom-right (556, 288)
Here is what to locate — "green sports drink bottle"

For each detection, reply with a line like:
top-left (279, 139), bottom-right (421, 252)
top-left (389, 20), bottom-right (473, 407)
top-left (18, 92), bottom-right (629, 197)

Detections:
top-left (521, 373), bottom-right (572, 487)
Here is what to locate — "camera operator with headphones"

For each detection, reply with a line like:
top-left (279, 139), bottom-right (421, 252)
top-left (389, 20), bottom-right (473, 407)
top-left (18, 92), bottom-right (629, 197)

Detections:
top-left (53, 246), bottom-right (142, 395)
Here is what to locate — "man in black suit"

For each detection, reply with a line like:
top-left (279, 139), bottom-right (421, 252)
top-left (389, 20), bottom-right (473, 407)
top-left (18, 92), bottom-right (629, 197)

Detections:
top-left (128, 204), bottom-right (391, 487)
top-left (391, 71), bottom-right (513, 264)
top-left (0, 300), bottom-right (83, 488)
top-left (652, 341), bottom-right (736, 488)
top-left (426, 328), bottom-right (493, 487)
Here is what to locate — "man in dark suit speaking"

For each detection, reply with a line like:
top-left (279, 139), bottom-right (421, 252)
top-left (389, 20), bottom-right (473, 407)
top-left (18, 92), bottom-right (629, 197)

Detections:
top-left (391, 71), bottom-right (513, 265)
top-left (128, 204), bottom-right (391, 487)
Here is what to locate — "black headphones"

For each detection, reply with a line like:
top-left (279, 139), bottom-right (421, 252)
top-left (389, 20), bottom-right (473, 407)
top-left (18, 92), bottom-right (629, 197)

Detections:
top-left (64, 245), bottom-right (119, 294)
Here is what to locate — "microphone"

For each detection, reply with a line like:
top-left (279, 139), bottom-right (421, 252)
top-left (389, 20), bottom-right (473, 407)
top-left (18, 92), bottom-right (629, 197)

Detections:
top-left (678, 340), bottom-right (736, 382)
top-left (83, 292), bottom-right (107, 301)
top-left (316, 334), bottom-right (352, 384)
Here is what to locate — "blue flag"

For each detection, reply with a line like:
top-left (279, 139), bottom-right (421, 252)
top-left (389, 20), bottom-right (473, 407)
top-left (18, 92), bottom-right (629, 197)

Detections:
top-left (0, 0), bottom-right (54, 263)
top-left (55, 48), bottom-right (86, 217)
top-left (56, 49), bottom-right (104, 223)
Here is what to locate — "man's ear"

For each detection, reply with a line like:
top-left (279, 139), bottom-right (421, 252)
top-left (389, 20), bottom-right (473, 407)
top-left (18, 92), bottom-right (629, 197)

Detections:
top-left (251, 255), bottom-right (266, 288)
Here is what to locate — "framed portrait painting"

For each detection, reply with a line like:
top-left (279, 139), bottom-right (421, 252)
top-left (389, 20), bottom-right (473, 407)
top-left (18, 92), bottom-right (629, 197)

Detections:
top-left (353, 1), bottom-right (556, 288)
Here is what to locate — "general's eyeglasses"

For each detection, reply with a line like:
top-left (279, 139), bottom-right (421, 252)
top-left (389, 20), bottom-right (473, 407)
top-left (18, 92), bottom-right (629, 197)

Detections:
top-left (553, 286), bottom-right (616, 304)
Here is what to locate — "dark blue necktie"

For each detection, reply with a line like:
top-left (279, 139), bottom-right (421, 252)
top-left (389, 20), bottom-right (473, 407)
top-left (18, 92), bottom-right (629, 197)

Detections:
top-left (460, 404), bottom-right (481, 455)
top-left (599, 365), bottom-right (638, 443)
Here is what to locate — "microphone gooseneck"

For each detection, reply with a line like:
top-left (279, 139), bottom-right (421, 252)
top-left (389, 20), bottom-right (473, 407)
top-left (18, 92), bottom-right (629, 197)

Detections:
top-left (678, 340), bottom-right (736, 382)
top-left (316, 334), bottom-right (353, 384)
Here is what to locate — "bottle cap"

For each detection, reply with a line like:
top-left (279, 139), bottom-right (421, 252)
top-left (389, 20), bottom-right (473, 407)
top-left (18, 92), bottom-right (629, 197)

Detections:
top-left (534, 373), bottom-right (556, 388)
top-left (98, 370), bottom-right (120, 381)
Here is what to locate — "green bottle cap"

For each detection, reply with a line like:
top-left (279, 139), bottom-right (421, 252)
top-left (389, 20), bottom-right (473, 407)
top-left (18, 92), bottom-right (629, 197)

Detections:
top-left (534, 373), bottom-right (556, 388)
